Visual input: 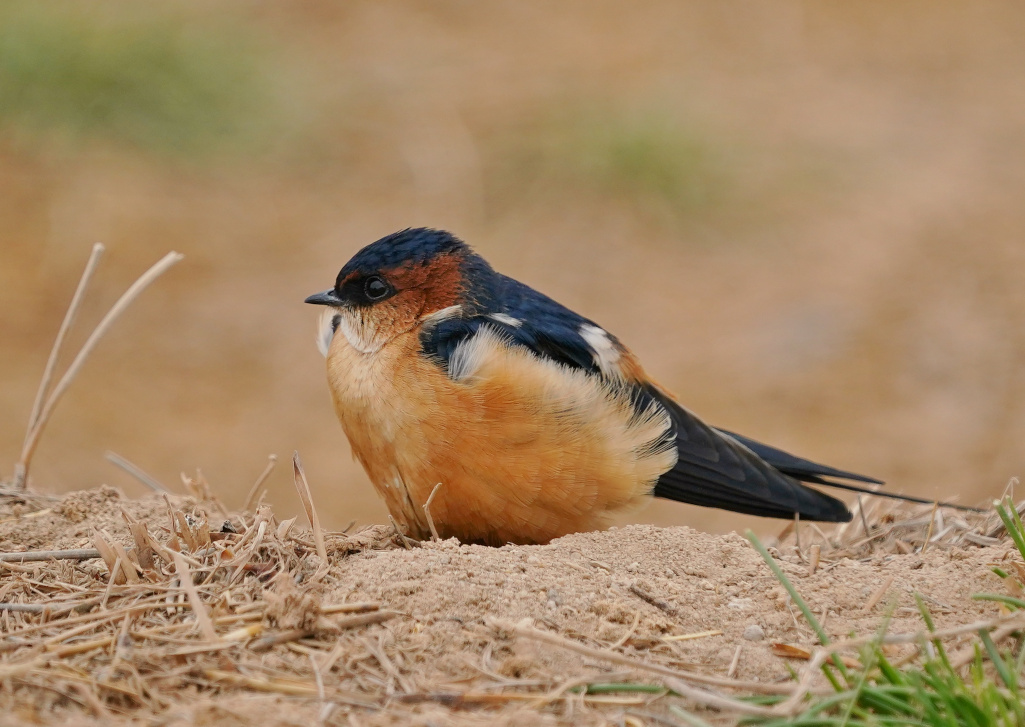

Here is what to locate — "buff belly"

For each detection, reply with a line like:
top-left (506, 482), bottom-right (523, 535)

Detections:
top-left (325, 326), bottom-right (676, 545)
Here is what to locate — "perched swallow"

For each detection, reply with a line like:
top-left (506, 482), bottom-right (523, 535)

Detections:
top-left (306, 228), bottom-right (914, 544)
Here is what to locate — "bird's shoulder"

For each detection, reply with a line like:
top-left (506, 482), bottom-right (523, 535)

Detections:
top-left (420, 273), bottom-right (638, 381)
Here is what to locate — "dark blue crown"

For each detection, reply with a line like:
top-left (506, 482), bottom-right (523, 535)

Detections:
top-left (338, 228), bottom-right (468, 281)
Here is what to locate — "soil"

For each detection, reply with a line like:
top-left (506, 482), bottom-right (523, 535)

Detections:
top-left (3, 0), bottom-right (1025, 537)
top-left (0, 486), bottom-right (1019, 726)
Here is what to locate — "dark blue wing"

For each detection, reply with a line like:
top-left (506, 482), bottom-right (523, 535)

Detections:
top-left (420, 274), bottom-right (609, 377)
top-left (416, 274), bottom-right (899, 522)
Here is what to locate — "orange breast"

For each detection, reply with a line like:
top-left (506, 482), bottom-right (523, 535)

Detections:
top-left (325, 327), bottom-right (676, 545)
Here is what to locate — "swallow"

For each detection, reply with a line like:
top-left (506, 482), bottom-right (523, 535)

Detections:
top-left (306, 228), bottom-right (954, 545)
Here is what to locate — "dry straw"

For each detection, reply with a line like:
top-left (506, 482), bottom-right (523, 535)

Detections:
top-left (0, 484), bottom-right (1021, 724)
top-left (13, 247), bottom-right (184, 490)
top-left (292, 451), bottom-right (327, 563)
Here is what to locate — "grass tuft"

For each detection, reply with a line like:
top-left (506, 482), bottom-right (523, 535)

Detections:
top-left (488, 106), bottom-right (736, 232)
top-left (0, 4), bottom-right (276, 157)
top-left (567, 112), bottom-right (727, 215)
top-left (746, 498), bottom-right (1025, 727)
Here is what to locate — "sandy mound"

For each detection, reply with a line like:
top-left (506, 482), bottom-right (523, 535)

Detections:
top-left (0, 486), bottom-right (1019, 726)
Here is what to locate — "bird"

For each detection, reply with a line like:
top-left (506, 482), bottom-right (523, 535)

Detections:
top-left (306, 228), bottom-right (948, 545)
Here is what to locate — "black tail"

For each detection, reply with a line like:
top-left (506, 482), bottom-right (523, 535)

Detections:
top-left (642, 383), bottom-right (983, 522)
top-left (717, 428), bottom-right (985, 514)
top-left (644, 386), bottom-right (853, 522)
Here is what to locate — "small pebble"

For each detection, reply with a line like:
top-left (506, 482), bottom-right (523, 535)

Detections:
top-left (743, 624), bottom-right (765, 641)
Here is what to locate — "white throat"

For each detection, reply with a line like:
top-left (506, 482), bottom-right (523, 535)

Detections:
top-left (316, 307), bottom-right (387, 356)
top-left (335, 308), bottom-right (387, 354)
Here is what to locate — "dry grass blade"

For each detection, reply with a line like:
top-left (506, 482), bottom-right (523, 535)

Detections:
top-left (0, 603), bottom-right (45, 613)
top-left (861, 575), bottom-right (896, 614)
top-left (389, 515), bottom-right (416, 549)
top-left (105, 450), bottom-right (170, 494)
top-left (422, 482), bottom-right (443, 542)
top-left (948, 621), bottom-right (1023, 668)
top-left (662, 629), bottom-right (722, 642)
top-left (92, 530), bottom-right (123, 584)
top-left (921, 500), bottom-right (939, 553)
top-left (773, 648), bottom-right (831, 716)
top-left (50, 634), bottom-right (116, 658)
top-left (770, 643), bottom-right (860, 669)
top-left (726, 644), bottom-right (742, 679)
top-left (319, 601), bottom-right (381, 615)
top-left (0, 548), bottom-right (101, 562)
top-left (250, 610), bottom-right (399, 651)
top-left (629, 583), bottom-right (678, 616)
top-left (660, 675), bottom-right (775, 717)
top-left (16, 250), bottom-right (184, 489)
top-left (172, 551), bottom-right (217, 641)
top-left (109, 540), bottom-right (142, 584)
top-left (14, 243), bottom-right (105, 490)
top-left (248, 628), bottom-right (311, 652)
top-left (0, 657), bottom-right (49, 680)
top-left (243, 453), bottom-right (278, 511)
top-left (5, 597), bottom-right (167, 640)
top-left (334, 610), bottom-right (399, 629)
top-left (494, 619), bottom-right (805, 696)
top-left (292, 451), bottom-right (327, 563)
top-left (204, 669), bottom-right (319, 697)
top-left (810, 611), bottom-right (1025, 654)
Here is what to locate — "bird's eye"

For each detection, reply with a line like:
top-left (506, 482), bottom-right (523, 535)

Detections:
top-left (364, 276), bottom-right (390, 301)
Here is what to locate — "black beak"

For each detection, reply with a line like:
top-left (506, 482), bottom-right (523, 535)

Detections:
top-left (305, 289), bottom-right (343, 306)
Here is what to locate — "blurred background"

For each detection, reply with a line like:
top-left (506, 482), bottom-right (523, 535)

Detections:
top-left (2, 1), bottom-right (1024, 535)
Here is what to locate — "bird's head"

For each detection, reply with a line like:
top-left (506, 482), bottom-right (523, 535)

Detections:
top-left (306, 228), bottom-right (494, 354)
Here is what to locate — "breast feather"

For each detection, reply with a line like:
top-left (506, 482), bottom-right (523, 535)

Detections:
top-left (326, 324), bottom-right (678, 544)
top-left (433, 328), bottom-right (678, 533)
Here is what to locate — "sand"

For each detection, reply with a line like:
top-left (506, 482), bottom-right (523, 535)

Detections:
top-left (0, 485), bottom-right (1020, 726)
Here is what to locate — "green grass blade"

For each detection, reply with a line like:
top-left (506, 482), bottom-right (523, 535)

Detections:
top-left (971, 593), bottom-right (1025, 610)
top-left (915, 593), bottom-right (954, 671)
top-left (978, 628), bottom-right (1016, 690)
top-left (994, 498), bottom-right (1025, 561)
top-left (669, 704), bottom-right (716, 727)
top-left (745, 530), bottom-right (849, 682)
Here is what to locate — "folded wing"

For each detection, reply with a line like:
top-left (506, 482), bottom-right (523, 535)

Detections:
top-left (419, 278), bottom-right (880, 523)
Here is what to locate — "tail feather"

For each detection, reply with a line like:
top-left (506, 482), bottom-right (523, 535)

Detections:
top-left (799, 478), bottom-right (985, 512)
top-left (716, 427), bottom-right (984, 513)
top-left (643, 384), bottom-right (982, 521)
top-left (715, 429), bottom-right (883, 485)
top-left (644, 386), bottom-right (853, 522)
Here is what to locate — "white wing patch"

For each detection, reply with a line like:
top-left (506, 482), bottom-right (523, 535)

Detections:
top-left (448, 325), bottom-right (507, 381)
top-left (489, 313), bottom-right (522, 327)
top-left (422, 304), bottom-right (463, 325)
top-left (317, 310), bottom-right (342, 358)
top-left (579, 323), bottom-right (622, 379)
